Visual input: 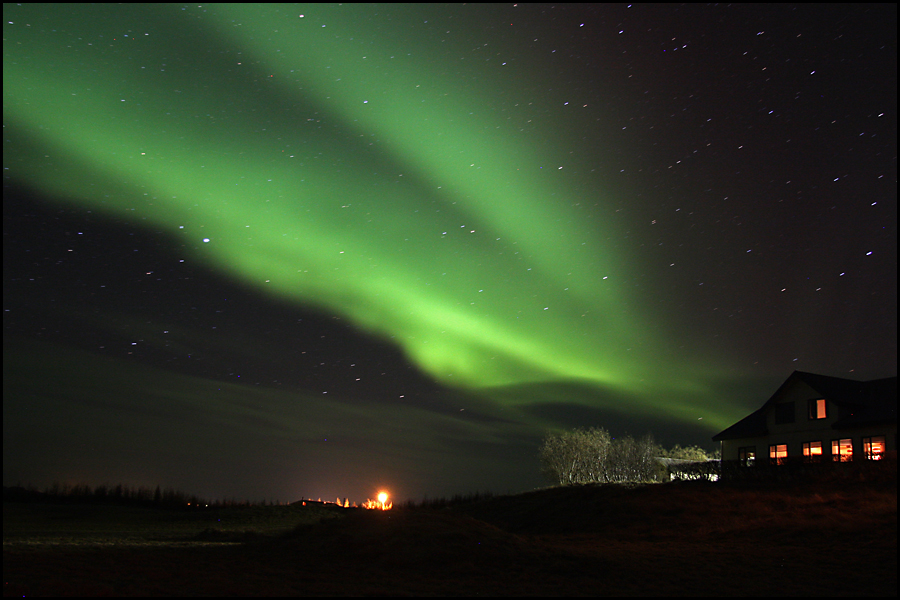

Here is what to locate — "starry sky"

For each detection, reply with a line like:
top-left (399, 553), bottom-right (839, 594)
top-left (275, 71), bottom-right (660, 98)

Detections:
top-left (3, 4), bottom-right (896, 504)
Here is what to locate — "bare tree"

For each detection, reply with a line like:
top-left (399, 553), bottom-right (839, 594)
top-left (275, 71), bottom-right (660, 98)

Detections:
top-left (539, 428), bottom-right (581, 484)
top-left (539, 427), bottom-right (612, 484)
top-left (539, 428), bottom-right (658, 484)
top-left (604, 434), bottom-right (657, 483)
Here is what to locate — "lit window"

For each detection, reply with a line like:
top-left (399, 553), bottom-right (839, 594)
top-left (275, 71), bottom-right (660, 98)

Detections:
top-left (769, 444), bottom-right (788, 465)
top-left (808, 398), bottom-right (827, 420)
top-left (863, 436), bottom-right (886, 460)
top-left (739, 446), bottom-right (756, 467)
top-left (831, 438), bottom-right (853, 462)
top-left (802, 441), bottom-right (823, 462)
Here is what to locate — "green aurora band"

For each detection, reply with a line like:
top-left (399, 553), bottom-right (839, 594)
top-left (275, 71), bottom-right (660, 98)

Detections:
top-left (3, 5), bottom-right (731, 429)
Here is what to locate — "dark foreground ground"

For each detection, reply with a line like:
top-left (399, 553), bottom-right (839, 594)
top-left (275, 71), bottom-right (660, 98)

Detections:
top-left (4, 478), bottom-right (896, 596)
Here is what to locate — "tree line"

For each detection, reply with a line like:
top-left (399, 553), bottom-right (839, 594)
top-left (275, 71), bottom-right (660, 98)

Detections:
top-left (3, 482), bottom-right (278, 509)
top-left (538, 427), bottom-right (718, 485)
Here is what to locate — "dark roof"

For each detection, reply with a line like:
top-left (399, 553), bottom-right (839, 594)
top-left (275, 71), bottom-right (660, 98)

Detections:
top-left (712, 404), bottom-right (767, 441)
top-left (833, 376), bottom-right (897, 429)
top-left (712, 371), bottom-right (897, 442)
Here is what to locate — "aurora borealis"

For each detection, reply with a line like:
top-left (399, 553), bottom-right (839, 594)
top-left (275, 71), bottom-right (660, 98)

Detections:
top-left (3, 3), bottom-right (659, 393)
top-left (4, 4), bottom-right (896, 503)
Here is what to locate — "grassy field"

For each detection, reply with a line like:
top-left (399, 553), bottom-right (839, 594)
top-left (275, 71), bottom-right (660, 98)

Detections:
top-left (4, 478), bottom-right (896, 596)
top-left (3, 500), bottom-right (343, 543)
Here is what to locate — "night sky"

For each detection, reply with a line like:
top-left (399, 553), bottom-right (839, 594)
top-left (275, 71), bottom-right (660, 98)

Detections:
top-left (3, 4), bottom-right (896, 504)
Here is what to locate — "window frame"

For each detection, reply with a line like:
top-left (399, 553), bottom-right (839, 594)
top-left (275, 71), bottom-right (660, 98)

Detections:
top-left (808, 398), bottom-right (827, 420)
top-left (774, 402), bottom-right (795, 424)
top-left (862, 436), bottom-right (886, 460)
top-left (769, 443), bottom-right (788, 465)
top-left (802, 440), bottom-right (823, 463)
top-left (738, 446), bottom-right (756, 467)
top-left (831, 438), bottom-right (853, 462)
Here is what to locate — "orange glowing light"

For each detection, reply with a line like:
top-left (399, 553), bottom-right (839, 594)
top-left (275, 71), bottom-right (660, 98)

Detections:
top-left (360, 491), bottom-right (392, 510)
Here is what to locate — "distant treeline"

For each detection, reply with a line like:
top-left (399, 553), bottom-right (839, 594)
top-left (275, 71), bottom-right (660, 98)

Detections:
top-left (3, 483), bottom-right (282, 509)
top-left (399, 490), bottom-right (495, 510)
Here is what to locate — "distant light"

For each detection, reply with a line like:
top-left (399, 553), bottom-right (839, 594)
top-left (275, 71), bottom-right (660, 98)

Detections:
top-left (202, 238), bottom-right (210, 243)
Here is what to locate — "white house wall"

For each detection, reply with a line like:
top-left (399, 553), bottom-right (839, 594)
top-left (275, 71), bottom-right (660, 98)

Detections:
top-left (721, 436), bottom-right (768, 462)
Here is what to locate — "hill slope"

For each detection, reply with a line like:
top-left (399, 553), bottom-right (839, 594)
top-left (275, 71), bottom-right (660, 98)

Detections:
top-left (4, 479), bottom-right (896, 596)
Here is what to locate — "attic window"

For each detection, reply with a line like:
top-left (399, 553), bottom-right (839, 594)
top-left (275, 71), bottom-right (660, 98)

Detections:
top-left (774, 402), bottom-right (794, 424)
top-left (808, 398), bottom-right (827, 420)
top-left (863, 436), bottom-right (885, 460)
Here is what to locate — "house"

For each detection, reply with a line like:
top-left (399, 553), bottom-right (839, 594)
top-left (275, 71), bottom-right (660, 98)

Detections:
top-left (713, 371), bottom-right (896, 479)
